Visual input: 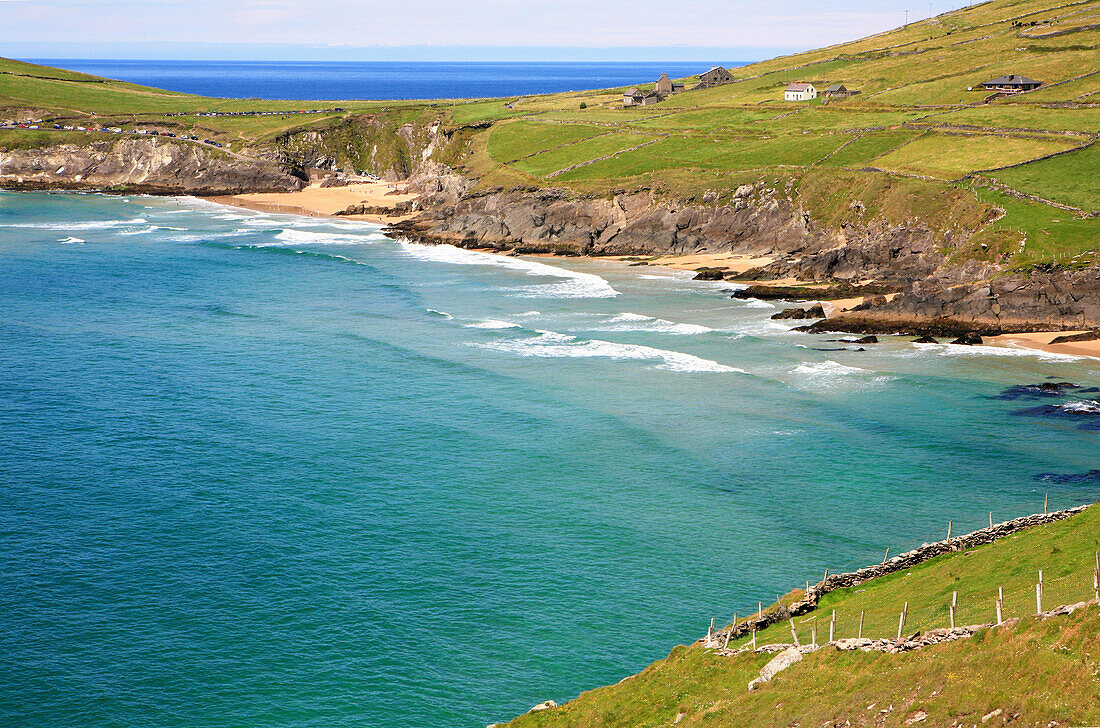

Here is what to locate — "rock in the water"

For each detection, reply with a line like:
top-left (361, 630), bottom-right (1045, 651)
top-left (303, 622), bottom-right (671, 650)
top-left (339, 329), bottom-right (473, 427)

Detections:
top-left (913, 335), bottom-right (938, 344)
top-left (854, 335), bottom-right (879, 344)
top-left (805, 304), bottom-right (826, 318)
top-left (950, 331), bottom-right (983, 345)
top-left (772, 307), bottom-right (809, 320)
top-left (693, 267), bottom-right (725, 281)
top-left (527, 700), bottom-right (558, 713)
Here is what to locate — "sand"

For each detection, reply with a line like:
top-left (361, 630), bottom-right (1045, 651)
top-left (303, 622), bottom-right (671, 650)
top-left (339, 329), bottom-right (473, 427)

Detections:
top-left (986, 331), bottom-right (1100, 359)
top-left (214, 181), bottom-right (418, 223)
top-left (637, 252), bottom-right (776, 275)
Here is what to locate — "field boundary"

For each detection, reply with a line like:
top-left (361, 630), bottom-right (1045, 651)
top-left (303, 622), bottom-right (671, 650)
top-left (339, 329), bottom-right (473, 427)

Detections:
top-left (710, 503), bottom-right (1090, 644)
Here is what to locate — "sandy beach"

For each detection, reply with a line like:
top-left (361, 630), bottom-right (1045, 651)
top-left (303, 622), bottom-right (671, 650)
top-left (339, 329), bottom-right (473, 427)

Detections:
top-left (986, 331), bottom-right (1100, 359)
top-left (628, 251), bottom-right (776, 275)
top-left (213, 181), bottom-right (419, 224)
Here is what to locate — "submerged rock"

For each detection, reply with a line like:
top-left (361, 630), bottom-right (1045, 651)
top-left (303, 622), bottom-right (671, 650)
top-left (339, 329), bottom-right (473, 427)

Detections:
top-left (994, 382), bottom-right (1080, 400)
top-left (950, 331), bottom-right (983, 345)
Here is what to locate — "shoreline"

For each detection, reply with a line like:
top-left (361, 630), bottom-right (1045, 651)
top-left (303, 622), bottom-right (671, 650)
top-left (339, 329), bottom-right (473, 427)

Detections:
top-left (201, 188), bottom-right (1100, 362)
top-left (208, 180), bottom-right (418, 226)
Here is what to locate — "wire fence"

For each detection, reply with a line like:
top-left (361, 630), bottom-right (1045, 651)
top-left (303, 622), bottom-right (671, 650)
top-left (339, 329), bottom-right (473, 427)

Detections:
top-left (728, 552), bottom-right (1099, 649)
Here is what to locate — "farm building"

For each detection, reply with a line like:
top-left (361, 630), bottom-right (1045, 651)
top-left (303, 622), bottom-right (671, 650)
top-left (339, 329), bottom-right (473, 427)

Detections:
top-left (655, 73), bottom-right (685, 96)
top-left (622, 88), bottom-right (662, 107)
top-left (980, 75), bottom-right (1042, 93)
top-left (824, 83), bottom-right (858, 99)
top-left (784, 82), bottom-right (817, 101)
top-left (693, 66), bottom-right (735, 89)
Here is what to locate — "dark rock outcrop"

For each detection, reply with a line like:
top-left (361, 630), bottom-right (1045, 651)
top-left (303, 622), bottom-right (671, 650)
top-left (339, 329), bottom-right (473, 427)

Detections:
top-left (951, 331), bottom-right (984, 345)
top-left (0, 138), bottom-right (303, 194)
top-left (732, 282), bottom-right (900, 301)
top-left (692, 267), bottom-right (726, 281)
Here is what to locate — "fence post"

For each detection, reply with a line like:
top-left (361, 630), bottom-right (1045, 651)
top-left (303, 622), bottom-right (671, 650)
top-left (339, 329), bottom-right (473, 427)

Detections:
top-left (724, 613), bottom-right (735, 650)
top-left (1093, 552), bottom-right (1099, 601)
top-left (1045, 493), bottom-right (1049, 515)
top-left (789, 618), bottom-right (800, 647)
top-left (830, 610), bottom-right (836, 642)
top-left (950, 591), bottom-right (958, 629)
top-left (947, 520), bottom-right (952, 541)
top-left (758, 602), bottom-right (762, 620)
top-left (1036, 582), bottom-right (1043, 614)
top-left (883, 547), bottom-right (890, 564)
top-left (811, 618), bottom-right (818, 648)
top-left (897, 602), bottom-right (908, 640)
top-left (996, 587), bottom-right (1003, 625)
top-left (989, 511), bottom-right (993, 529)
top-left (708, 617), bottom-right (714, 643)
top-left (859, 610), bottom-right (865, 639)
top-left (752, 621), bottom-right (757, 650)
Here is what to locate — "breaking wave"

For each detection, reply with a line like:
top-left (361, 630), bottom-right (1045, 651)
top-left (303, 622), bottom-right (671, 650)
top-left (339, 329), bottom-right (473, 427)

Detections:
top-left (464, 319), bottom-right (522, 329)
top-left (399, 242), bottom-right (619, 299)
top-left (593, 312), bottom-right (713, 335)
top-left (471, 330), bottom-right (742, 373)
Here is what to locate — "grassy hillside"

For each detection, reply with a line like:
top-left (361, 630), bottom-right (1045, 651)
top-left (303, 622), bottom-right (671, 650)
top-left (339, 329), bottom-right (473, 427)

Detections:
top-left (505, 505), bottom-right (1100, 727)
top-left (2, 0), bottom-right (1098, 267)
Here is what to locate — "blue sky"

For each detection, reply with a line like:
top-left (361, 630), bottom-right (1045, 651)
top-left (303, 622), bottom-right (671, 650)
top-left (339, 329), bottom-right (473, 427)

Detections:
top-left (3, 0), bottom-right (976, 60)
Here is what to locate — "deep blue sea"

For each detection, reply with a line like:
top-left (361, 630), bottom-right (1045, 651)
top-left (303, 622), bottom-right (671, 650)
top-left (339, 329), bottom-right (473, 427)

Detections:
top-left (1, 191), bottom-right (1099, 728)
top-left (22, 60), bottom-right (736, 100)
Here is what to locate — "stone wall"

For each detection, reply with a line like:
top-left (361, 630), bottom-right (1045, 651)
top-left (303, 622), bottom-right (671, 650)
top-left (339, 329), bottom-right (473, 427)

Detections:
top-left (713, 504), bottom-right (1090, 643)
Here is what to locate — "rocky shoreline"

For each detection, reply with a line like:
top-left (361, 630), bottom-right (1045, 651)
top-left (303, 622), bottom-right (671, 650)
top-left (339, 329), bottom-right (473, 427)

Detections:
top-left (3, 135), bottom-right (1097, 336)
top-left (0, 137), bottom-right (303, 195)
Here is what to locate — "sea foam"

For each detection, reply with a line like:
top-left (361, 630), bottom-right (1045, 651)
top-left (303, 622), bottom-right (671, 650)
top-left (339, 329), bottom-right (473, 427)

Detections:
top-left (594, 312), bottom-right (713, 335)
top-left (472, 330), bottom-right (742, 373)
top-left (399, 242), bottom-right (619, 299)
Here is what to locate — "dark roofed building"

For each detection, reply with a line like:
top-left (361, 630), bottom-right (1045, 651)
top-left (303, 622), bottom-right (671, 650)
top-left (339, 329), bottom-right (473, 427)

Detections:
top-left (694, 66), bottom-right (735, 89)
top-left (824, 83), bottom-right (856, 99)
top-left (622, 88), bottom-right (663, 107)
top-left (981, 74), bottom-right (1042, 93)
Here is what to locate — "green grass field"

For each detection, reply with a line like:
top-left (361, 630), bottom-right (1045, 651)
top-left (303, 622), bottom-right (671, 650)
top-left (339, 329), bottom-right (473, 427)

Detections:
top-left (506, 506), bottom-right (1100, 728)
top-left (989, 143), bottom-right (1100, 211)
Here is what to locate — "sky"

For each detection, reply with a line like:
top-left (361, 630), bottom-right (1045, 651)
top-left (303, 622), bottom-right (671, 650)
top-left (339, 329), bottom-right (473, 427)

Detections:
top-left (2, 0), bottom-right (971, 61)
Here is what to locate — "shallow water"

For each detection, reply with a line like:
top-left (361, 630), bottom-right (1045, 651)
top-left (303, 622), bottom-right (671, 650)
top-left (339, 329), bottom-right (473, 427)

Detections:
top-left (1, 191), bottom-right (1097, 728)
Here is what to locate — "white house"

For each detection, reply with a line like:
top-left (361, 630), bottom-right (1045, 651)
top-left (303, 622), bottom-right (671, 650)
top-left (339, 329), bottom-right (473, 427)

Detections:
top-left (784, 82), bottom-right (817, 101)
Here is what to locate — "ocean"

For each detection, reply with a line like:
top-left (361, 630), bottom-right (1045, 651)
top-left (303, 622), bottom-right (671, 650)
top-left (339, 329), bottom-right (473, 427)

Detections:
top-left (1, 191), bottom-right (1098, 728)
top-left (19, 60), bottom-right (738, 100)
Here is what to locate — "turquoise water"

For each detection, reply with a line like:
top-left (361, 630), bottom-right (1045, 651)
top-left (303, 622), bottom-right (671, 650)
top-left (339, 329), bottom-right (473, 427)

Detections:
top-left (1, 191), bottom-right (1098, 728)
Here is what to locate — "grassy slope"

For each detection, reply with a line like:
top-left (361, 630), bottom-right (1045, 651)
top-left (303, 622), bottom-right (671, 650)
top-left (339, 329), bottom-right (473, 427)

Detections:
top-left (1, 0), bottom-right (1098, 266)
top-left (507, 505), bottom-right (1100, 728)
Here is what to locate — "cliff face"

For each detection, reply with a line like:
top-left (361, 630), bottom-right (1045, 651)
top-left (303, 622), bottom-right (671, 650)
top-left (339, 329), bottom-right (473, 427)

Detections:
top-left (394, 169), bottom-right (1099, 333)
top-left (0, 137), bottom-right (304, 194)
top-left (264, 114), bottom-right (437, 180)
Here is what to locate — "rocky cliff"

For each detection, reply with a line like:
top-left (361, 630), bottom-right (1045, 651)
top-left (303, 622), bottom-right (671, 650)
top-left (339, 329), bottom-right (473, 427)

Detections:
top-left (391, 169), bottom-right (1099, 334)
top-left (0, 137), bottom-right (304, 194)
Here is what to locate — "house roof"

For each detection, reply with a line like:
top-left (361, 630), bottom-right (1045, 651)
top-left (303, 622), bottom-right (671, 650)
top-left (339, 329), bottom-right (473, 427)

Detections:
top-left (983, 74), bottom-right (1040, 86)
top-left (786, 82), bottom-right (814, 92)
top-left (624, 88), bottom-right (642, 96)
top-left (826, 84), bottom-right (847, 92)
